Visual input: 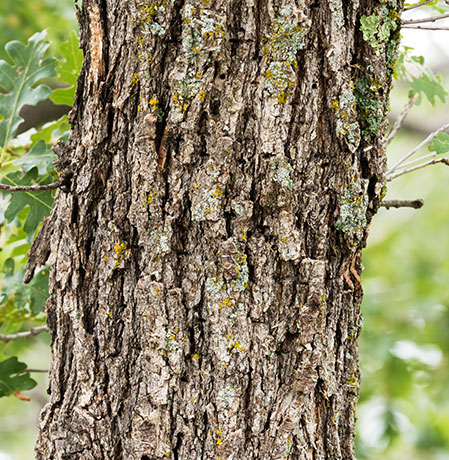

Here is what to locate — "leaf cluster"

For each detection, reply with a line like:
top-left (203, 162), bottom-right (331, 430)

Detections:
top-left (0, 30), bottom-right (81, 398)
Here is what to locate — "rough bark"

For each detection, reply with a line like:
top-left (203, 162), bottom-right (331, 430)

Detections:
top-left (34, 0), bottom-right (402, 458)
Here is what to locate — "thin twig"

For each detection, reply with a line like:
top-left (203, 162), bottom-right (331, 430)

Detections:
top-left (386, 122), bottom-right (449, 176)
top-left (397, 151), bottom-right (436, 169)
top-left (24, 368), bottom-right (49, 373)
top-left (387, 158), bottom-right (449, 181)
top-left (402, 12), bottom-right (449, 25)
top-left (380, 199), bottom-right (424, 209)
top-left (402, 0), bottom-right (435, 11)
top-left (0, 180), bottom-right (62, 192)
top-left (386, 94), bottom-right (419, 146)
top-left (402, 24), bottom-right (449, 30)
top-left (0, 326), bottom-right (49, 343)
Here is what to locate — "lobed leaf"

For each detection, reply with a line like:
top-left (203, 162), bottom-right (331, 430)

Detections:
top-left (1, 167), bottom-right (53, 242)
top-left (0, 265), bottom-right (49, 316)
top-left (14, 140), bottom-right (56, 175)
top-left (50, 30), bottom-right (83, 106)
top-left (0, 357), bottom-right (36, 398)
top-left (428, 132), bottom-right (449, 155)
top-left (409, 74), bottom-right (447, 106)
top-left (0, 31), bottom-right (56, 158)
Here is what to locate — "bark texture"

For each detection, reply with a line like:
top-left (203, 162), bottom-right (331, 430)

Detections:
top-left (34, 0), bottom-right (402, 458)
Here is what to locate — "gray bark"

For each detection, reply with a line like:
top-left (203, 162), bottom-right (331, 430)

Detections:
top-left (33, 0), bottom-right (402, 458)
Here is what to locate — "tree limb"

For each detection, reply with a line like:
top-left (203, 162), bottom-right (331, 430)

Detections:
top-left (0, 326), bottom-right (49, 343)
top-left (402, 12), bottom-right (449, 25)
top-left (0, 180), bottom-right (62, 192)
top-left (380, 199), bottom-right (424, 209)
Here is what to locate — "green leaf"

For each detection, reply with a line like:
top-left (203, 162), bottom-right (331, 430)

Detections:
top-left (30, 115), bottom-right (70, 146)
top-left (0, 266), bottom-right (49, 316)
top-left (50, 31), bottom-right (82, 106)
top-left (0, 357), bottom-right (37, 398)
top-left (0, 31), bottom-right (56, 157)
top-left (409, 74), bottom-right (447, 106)
top-left (14, 140), bottom-right (56, 175)
top-left (429, 132), bottom-right (449, 155)
top-left (1, 168), bottom-right (53, 242)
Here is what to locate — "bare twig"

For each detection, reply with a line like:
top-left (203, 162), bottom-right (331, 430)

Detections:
top-left (386, 122), bottom-right (449, 176)
top-left (402, 24), bottom-right (449, 30)
top-left (387, 158), bottom-right (449, 181)
top-left (386, 94), bottom-right (419, 146)
top-left (0, 326), bottom-right (49, 343)
top-left (24, 368), bottom-right (49, 373)
top-left (396, 151), bottom-right (437, 169)
top-left (402, 12), bottom-right (449, 25)
top-left (380, 199), bottom-right (424, 209)
top-left (402, 0), bottom-right (435, 11)
top-left (0, 180), bottom-right (61, 192)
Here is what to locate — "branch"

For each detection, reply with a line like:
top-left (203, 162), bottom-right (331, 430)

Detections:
top-left (387, 157), bottom-right (449, 181)
top-left (0, 326), bottom-right (49, 343)
top-left (24, 368), bottom-right (48, 373)
top-left (402, 0), bottom-right (435, 11)
top-left (402, 24), bottom-right (449, 30)
top-left (402, 12), bottom-right (449, 25)
top-left (380, 199), bottom-right (424, 209)
top-left (386, 122), bottom-right (449, 176)
top-left (386, 93), bottom-right (419, 146)
top-left (0, 180), bottom-right (62, 193)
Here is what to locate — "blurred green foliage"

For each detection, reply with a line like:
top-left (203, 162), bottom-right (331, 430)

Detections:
top-left (0, 0), bottom-right (77, 61)
top-left (357, 82), bottom-right (449, 459)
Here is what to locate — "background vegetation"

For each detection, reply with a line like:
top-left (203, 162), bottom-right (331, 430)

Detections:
top-left (0, 1), bottom-right (448, 459)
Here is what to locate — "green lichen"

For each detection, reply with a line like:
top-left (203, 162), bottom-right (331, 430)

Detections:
top-left (354, 74), bottom-right (384, 138)
top-left (165, 328), bottom-right (180, 352)
top-left (360, 5), bottom-right (400, 56)
top-left (264, 6), bottom-right (309, 102)
top-left (335, 186), bottom-right (368, 240)
top-left (182, 5), bottom-right (225, 60)
top-left (136, 0), bottom-right (166, 36)
top-left (205, 276), bottom-right (224, 294)
top-left (271, 158), bottom-right (294, 190)
top-left (234, 251), bottom-right (249, 291)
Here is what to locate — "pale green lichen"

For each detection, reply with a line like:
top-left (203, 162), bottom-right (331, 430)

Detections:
top-left (235, 252), bottom-right (249, 291)
top-left (330, 0), bottom-right (344, 28)
top-left (335, 186), bottom-right (368, 240)
top-left (136, 0), bottom-right (166, 36)
top-left (191, 166), bottom-right (223, 221)
top-left (205, 276), bottom-right (224, 294)
top-left (360, 5), bottom-right (400, 56)
top-left (159, 233), bottom-right (170, 253)
top-left (264, 6), bottom-right (309, 102)
top-left (182, 5), bottom-right (225, 60)
top-left (165, 328), bottom-right (180, 352)
top-left (271, 157), bottom-right (294, 190)
top-left (217, 386), bottom-right (236, 408)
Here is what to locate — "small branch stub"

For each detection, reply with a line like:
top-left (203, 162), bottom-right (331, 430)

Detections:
top-left (380, 199), bottom-right (424, 210)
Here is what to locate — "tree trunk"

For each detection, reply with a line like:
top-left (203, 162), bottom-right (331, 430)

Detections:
top-left (34, 0), bottom-right (401, 458)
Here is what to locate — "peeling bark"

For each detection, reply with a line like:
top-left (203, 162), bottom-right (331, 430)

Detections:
top-left (34, 0), bottom-right (402, 458)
